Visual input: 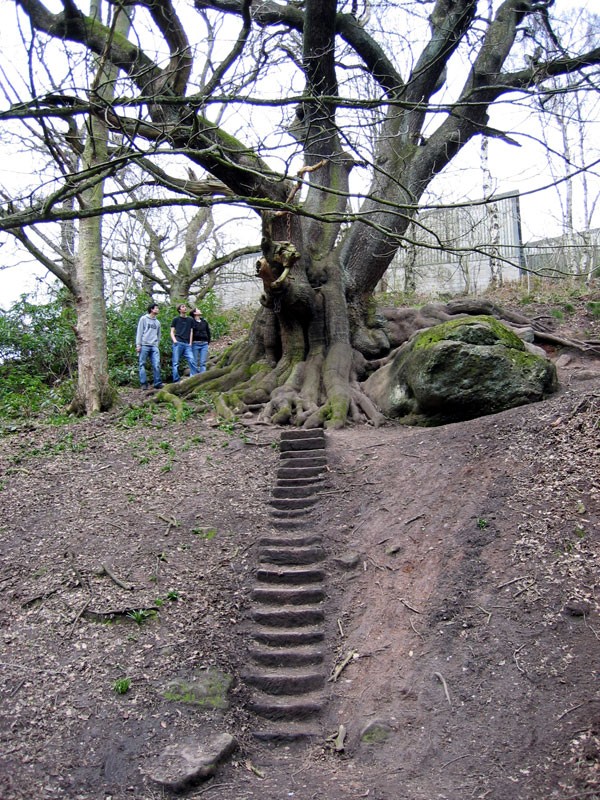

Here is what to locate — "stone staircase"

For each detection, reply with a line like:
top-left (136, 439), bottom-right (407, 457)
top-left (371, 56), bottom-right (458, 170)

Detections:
top-left (243, 428), bottom-right (329, 743)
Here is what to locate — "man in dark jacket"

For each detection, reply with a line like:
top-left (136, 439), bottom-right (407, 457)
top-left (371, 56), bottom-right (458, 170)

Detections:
top-left (170, 304), bottom-right (197, 382)
top-left (190, 308), bottom-right (212, 373)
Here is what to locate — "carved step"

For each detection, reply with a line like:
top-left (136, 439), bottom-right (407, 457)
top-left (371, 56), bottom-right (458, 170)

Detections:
top-left (269, 497), bottom-right (318, 511)
top-left (271, 508), bottom-right (314, 520)
top-left (242, 669), bottom-right (325, 695)
top-left (279, 451), bottom-right (327, 464)
top-left (252, 606), bottom-right (325, 627)
top-left (251, 722), bottom-right (320, 743)
top-left (258, 534), bottom-right (323, 548)
top-left (276, 475), bottom-right (324, 487)
top-left (248, 644), bottom-right (325, 668)
top-left (272, 485), bottom-right (320, 500)
top-left (280, 438), bottom-right (325, 453)
top-left (277, 465), bottom-right (326, 480)
top-left (251, 585), bottom-right (325, 605)
top-left (259, 546), bottom-right (326, 565)
top-left (270, 518), bottom-right (310, 531)
top-left (255, 567), bottom-right (326, 585)
top-left (252, 626), bottom-right (325, 646)
top-left (280, 429), bottom-right (326, 442)
top-left (247, 692), bottom-right (323, 721)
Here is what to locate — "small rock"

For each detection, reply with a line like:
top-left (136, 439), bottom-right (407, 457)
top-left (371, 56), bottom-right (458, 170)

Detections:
top-left (334, 552), bottom-right (361, 570)
top-left (555, 353), bottom-right (573, 368)
top-left (563, 599), bottom-right (591, 617)
top-left (360, 720), bottom-right (393, 745)
top-left (147, 733), bottom-right (237, 792)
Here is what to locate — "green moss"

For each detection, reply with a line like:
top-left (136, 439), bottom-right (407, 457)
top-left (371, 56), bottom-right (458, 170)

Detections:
top-left (162, 670), bottom-right (233, 709)
top-left (412, 316), bottom-right (524, 351)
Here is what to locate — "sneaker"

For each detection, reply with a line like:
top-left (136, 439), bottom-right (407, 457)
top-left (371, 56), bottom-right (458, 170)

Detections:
top-left (154, 383), bottom-right (164, 389)
top-left (141, 384), bottom-right (149, 391)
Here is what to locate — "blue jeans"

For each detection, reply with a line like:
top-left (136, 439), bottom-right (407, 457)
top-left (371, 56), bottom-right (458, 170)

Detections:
top-left (192, 341), bottom-right (209, 373)
top-left (139, 345), bottom-right (162, 387)
top-left (172, 341), bottom-right (197, 382)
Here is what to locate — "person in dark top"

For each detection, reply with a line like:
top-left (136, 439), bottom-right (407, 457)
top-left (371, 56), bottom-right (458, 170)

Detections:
top-left (189, 308), bottom-right (212, 374)
top-left (170, 303), bottom-right (197, 382)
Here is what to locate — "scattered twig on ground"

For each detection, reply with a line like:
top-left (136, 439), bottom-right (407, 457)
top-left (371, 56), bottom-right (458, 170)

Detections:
top-left (337, 618), bottom-right (345, 637)
top-left (82, 605), bottom-right (159, 621)
top-left (158, 514), bottom-right (179, 536)
top-left (400, 598), bottom-right (421, 613)
top-left (434, 671), bottom-right (452, 706)
top-left (404, 513), bottom-right (425, 525)
top-left (66, 551), bottom-right (90, 592)
top-left (513, 644), bottom-right (526, 673)
top-left (100, 563), bottom-right (134, 591)
top-left (496, 575), bottom-right (531, 590)
top-left (329, 650), bottom-right (359, 682)
top-left (21, 586), bottom-right (62, 607)
top-left (556, 703), bottom-right (584, 721)
top-left (67, 599), bottom-right (91, 638)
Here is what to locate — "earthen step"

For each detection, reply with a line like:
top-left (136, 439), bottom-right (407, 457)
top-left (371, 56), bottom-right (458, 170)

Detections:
top-left (251, 722), bottom-right (320, 743)
top-left (271, 508), bottom-right (314, 520)
top-left (242, 669), bottom-right (325, 695)
top-left (248, 644), bottom-right (325, 668)
top-left (277, 466), bottom-right (326, 480)
top-left (272, 485), bottom-right (320, 499)
top-left (259, 546), bottom-right (325, 565)
top-left (252, 606), bottom-right (325, 627)
top-left (252, 626), bottom-right (325, 646)
top-left (280, 429), bottom-right (326, 442)
top-left (247, 692), bottom-right (323, 721)
top-left (279, 451), bottom-right (327, 464)
top-left (256, 567), bottom-right (326, 585)
top-left (269, 497), bottom-right (318, 511)
top-left (270, 518), bottom-right (310, 531)
top-left (251, 585), bottom-right (325, 605)
top-left (258, 534), bottom-right (322, 548)
top-left (280, 439), bottom-right (326, 453)
top-left (276, 475), bottom-right (324, 487)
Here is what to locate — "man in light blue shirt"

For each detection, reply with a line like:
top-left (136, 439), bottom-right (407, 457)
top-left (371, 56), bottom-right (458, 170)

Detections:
top-left (136, 303), bottom-right (163, 390)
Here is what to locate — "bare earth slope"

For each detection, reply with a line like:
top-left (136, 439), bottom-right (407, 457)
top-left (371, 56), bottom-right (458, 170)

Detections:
top-left (0, 328), bottom-right (599, 800)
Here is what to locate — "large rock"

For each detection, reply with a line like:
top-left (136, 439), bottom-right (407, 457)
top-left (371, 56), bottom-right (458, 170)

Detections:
top-left (147, 733), bottom-right (237, 792)
top-left (363, 316), bottom-right (558, 424)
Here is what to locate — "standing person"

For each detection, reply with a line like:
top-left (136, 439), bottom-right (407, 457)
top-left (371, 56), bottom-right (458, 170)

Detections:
top-left (136, 303), bottom-right (163, 391)
top-left (170, 303), bottom-right (197, 382)
top-left (189, 308), bottom-right (211, 373)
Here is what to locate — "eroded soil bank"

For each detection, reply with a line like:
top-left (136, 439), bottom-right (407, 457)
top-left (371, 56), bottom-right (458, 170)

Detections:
top-left (0, 352), bottom-right (599, 800)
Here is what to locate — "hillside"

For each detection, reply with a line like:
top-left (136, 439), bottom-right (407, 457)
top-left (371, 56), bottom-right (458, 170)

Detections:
top-left (0, 298), bottom-right (599, 800)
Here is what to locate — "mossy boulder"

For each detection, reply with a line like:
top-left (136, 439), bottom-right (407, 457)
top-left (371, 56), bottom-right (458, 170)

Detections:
top-left (363, 316), bottom-right (558, 424)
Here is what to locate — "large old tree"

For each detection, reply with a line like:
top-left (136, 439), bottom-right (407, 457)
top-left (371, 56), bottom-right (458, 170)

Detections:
top-left (3, 0), bottom-right (600, 426)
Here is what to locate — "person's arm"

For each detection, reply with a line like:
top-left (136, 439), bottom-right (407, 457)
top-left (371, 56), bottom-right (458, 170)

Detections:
top-left (190, 319), bottom-right (195, 346)
top-left (206, 322), bottom-right (211, 344)
top-left (136, 317), bottom-right (144, 351)
top-left (170, 321), bottom-right (177, 343)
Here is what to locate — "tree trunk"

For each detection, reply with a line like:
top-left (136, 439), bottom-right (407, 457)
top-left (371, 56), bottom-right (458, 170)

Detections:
top-left (68, 0), bottom-right (131, 414)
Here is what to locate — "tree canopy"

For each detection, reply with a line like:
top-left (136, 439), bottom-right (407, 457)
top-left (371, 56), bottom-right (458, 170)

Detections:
top-left (2, 0), bottom-right (599, 426)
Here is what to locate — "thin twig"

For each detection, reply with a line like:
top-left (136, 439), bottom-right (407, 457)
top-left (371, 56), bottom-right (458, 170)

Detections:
top-left (496, 575), bottom-right (531, 590)
top-left (329, 650), bottom-right (358, 682)
top-left (434, 671), bottom-right (452, 706)
top-left (101, 563), bottom-right (134, 591)
top-left (556, 703), bottom-right (584, 721)
top-left (400, 598), bottom-right (421, 614)
top-left (67, 598), bottom-right (91, 638)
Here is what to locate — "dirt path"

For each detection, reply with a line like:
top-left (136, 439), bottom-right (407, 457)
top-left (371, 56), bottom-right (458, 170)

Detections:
top-left (0, 359), bottom-right (599, 800)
